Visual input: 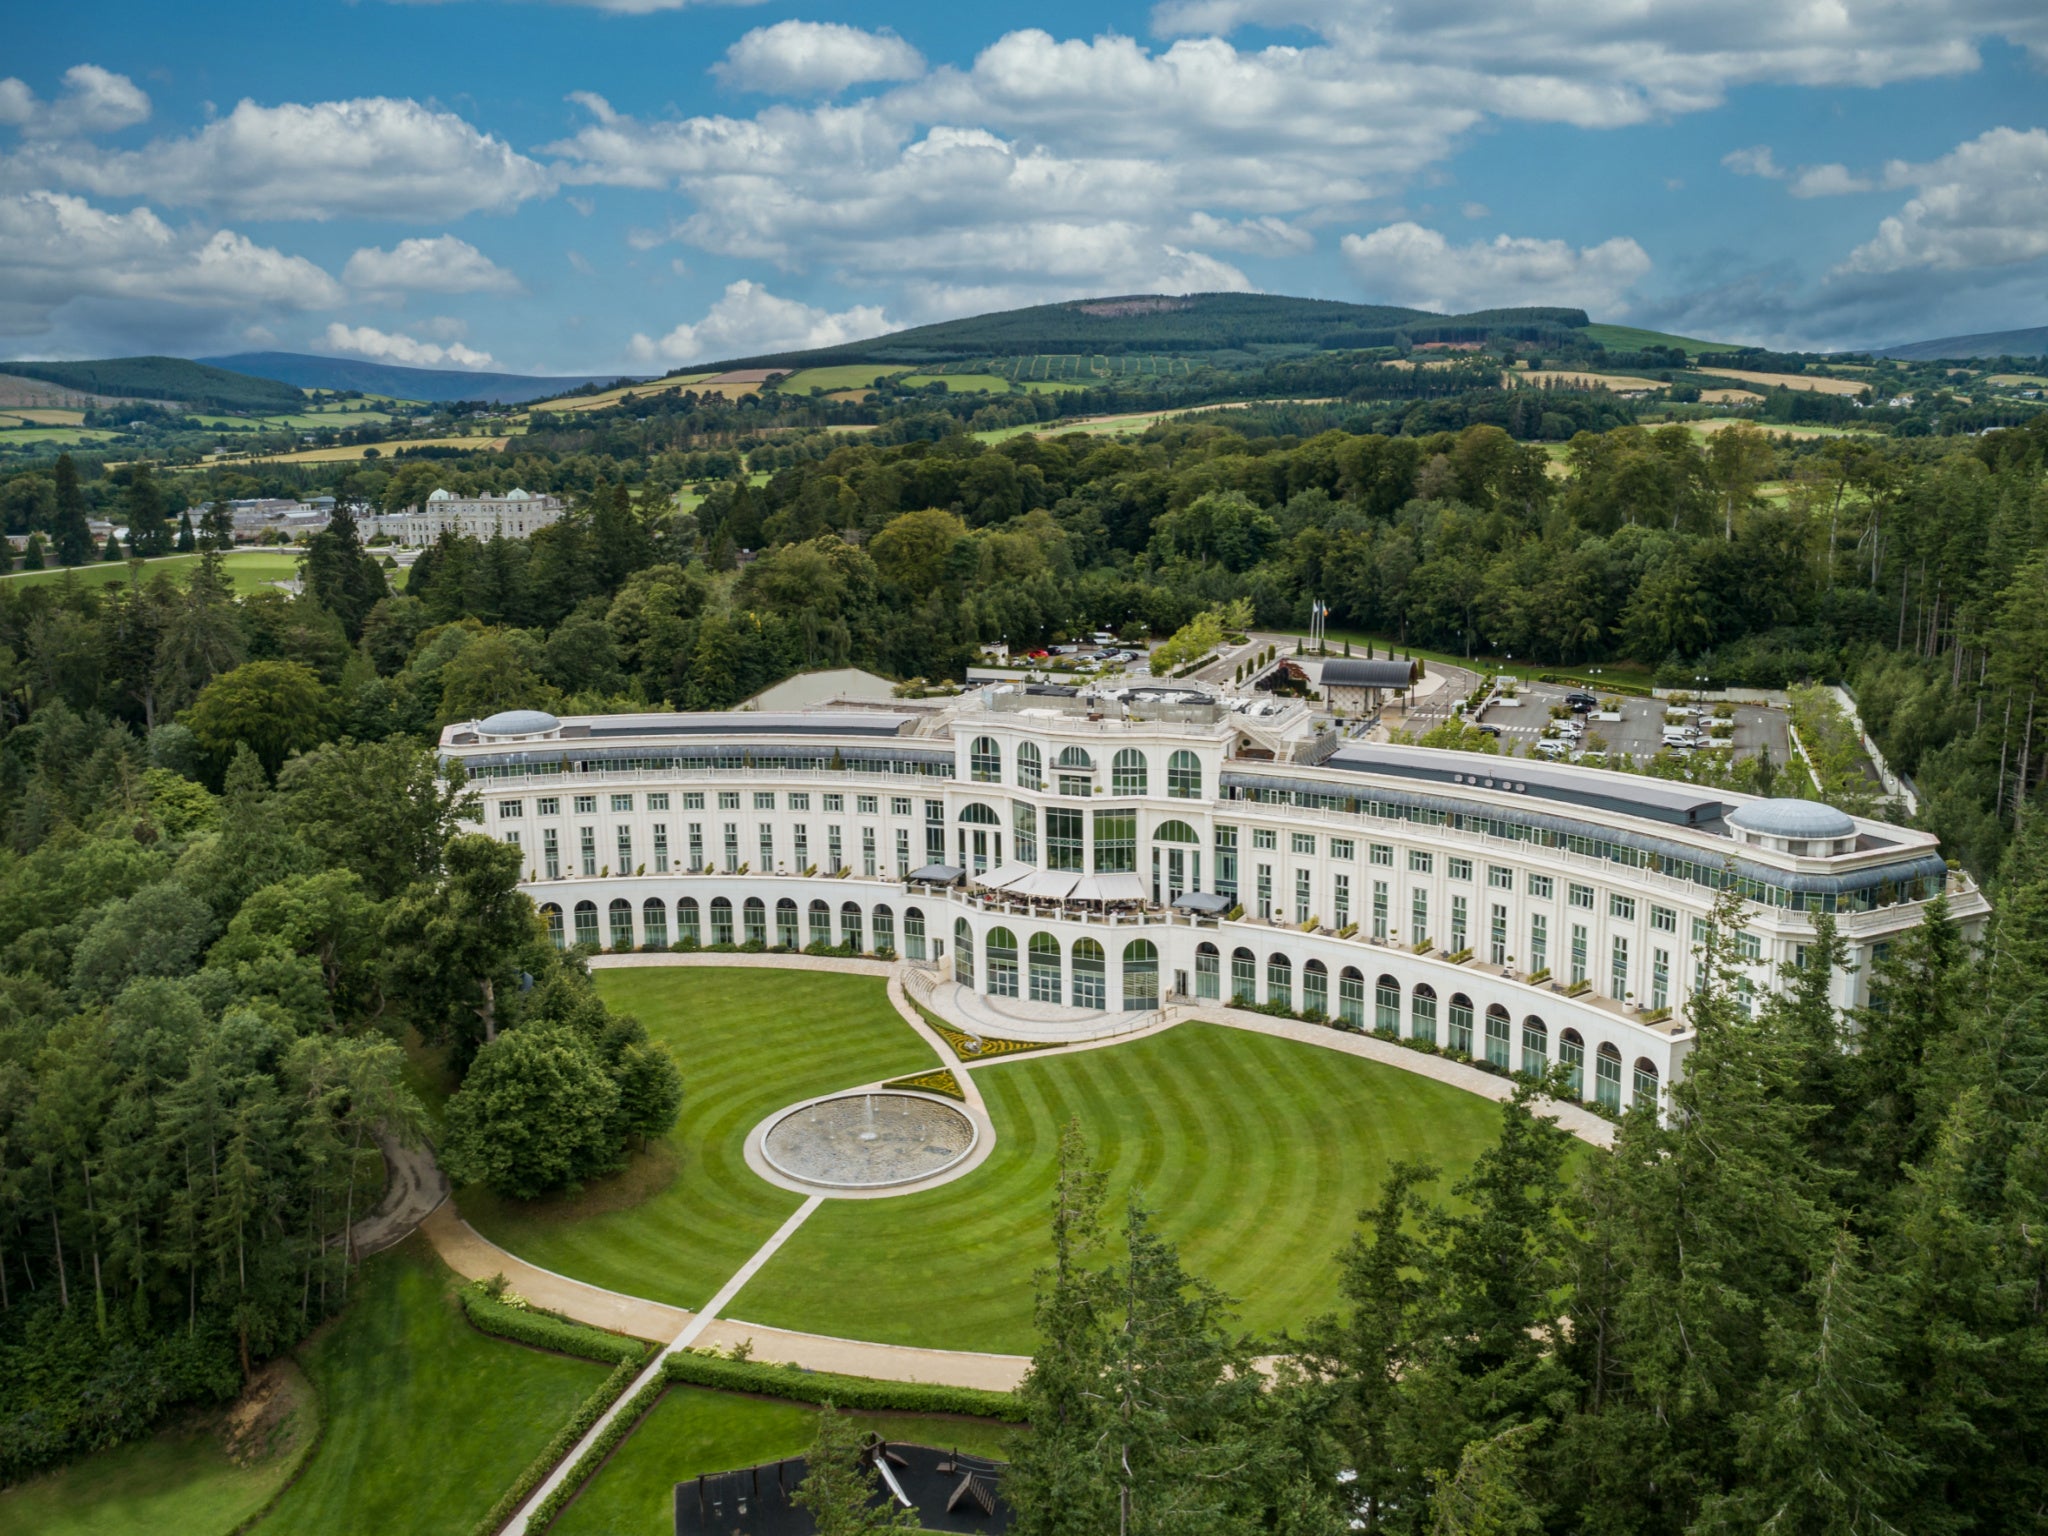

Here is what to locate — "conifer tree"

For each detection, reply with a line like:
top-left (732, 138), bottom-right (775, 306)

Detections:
top-left (51, 452), bottom-right (92, 565)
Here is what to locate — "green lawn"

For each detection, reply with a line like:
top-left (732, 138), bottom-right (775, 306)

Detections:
top-left (464, 968), bottom-right (940, 1310)
top-left (733, 1021), bottom-right (1504, 1354)
top-left (552, 1387), bottom-right (1013, 1536)
top-left (254, 1237), bottom-right (608, 1536)
top-left (3, 551), bottom-right (299, 593)
top-left (0, 1387), bottom-right (314, 1536)
top-left (776, 365), bottom-right (910, 392)
top-left (1576, 323), bottom-right (1731, 357)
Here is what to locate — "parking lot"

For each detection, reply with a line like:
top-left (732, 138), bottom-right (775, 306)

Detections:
top-left (1472, 679), bottom-right (1791, 766)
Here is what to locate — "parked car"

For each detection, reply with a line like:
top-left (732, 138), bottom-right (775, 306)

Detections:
top-left (1535, 739), bottom-right (1570, 759)
top-left (1564, 692), bottom-right (1599, 712)
top-left (1475, 723), bottom-right (1503, 738)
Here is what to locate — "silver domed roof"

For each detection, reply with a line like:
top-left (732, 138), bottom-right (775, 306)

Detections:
top-left (1726, 798), bottom-right (1855, 839)
top-left (477, 709), bottom-right (561, 737)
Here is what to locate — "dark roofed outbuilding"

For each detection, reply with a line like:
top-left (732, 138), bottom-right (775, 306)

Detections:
top-left (1319, 658), bottom-right (1421, 689)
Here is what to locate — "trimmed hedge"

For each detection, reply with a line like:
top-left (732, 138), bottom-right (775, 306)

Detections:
top-left (468, 1347), bottom-right (651, 1536)
top-left (525, 1370), bottom-right (669, 1531)
top-left (663, 1350), bottom-right (1026, 1423)
top-left (460, 1288), bottom-right (645, 1365)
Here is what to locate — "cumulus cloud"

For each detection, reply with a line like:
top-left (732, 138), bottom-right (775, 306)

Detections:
top-left (714, 22), bottom-right (926, 96)
top-left (0, 65), bottom-right (150, 138)
top-left (0, 190), bottom-right (340, 338)
top-left (1341, 222), bottom-right (1652, 313)
top-left (1722, 144), bottom-right (1784, 179)
top-left (13, 97), bottom-right (551, 220)
top-left (1790, 163), bottom-right (1874, 197)
top-left (323, 321), bottom-right (495, 368)
top-left (1177, 211), bottom-right (1312, 254)
top-left (627, 279), bottom-right (894, 365)
top-left (1836, 127), bottom-right (2048, 274)
top-left (343, 234), bottom-right (521, 295)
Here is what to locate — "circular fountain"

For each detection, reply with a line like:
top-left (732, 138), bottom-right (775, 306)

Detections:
top-left (759, 1091), bottom-right (977, 1190)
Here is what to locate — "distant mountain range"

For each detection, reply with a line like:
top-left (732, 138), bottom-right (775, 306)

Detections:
top-left (0, 356), bottom-right (305, 413)
top-left (199, 352), bottom-right (642, 404)
top-left (1874, 326), bottom-right (2048, 362)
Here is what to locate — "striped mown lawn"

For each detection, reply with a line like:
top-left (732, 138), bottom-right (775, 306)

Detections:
top-left (732, 1021), bottom-right (1504, 1354)
top-left (461, 968), bottom-right (941, 1310)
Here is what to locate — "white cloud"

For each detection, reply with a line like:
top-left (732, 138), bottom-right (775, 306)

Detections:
top-left (627, 278), bottom-right (894, 365)
top-left (343, 234), bottom-right (521, 294)
top-left (12, 97), bottom-right (550, 220)
top-left (1836, 127), bottom-right (2048, 274)
top-left (1461, 201), bottom-right (1490, 219)
top-left (323, 321), bottom-right (495, 369)
top-left (0, 190), bottom-right (341, 338)
top-left (0, 65), bottom-right (150, 138)
top-left (1790, 163), bottom-right (1874, 198)
top-left (1722, 144), bottom-right (1784, 179)
top-left (1177, 211), bottom-right (1312, 254)
top-left (1341, 222), bottom-right (1651, 313)
top-left (714, 22), bottom-right (926, 96)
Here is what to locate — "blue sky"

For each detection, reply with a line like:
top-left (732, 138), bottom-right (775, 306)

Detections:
top-left (5, 0), bottom-right (2045, 375)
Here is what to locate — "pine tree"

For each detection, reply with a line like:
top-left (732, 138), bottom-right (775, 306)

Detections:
top-left (176, 511), bottom-right (196, 551)
top-left (792, 1407), bottom-right (918, 1536)
top-left (51, 452), bottom-right (91, 565)
top-left (21, 532), bottom-right (45, 569)
top-left (102, 523), bottom-right (124, 561)
top-left (201, 497), bottom-right (235, 551)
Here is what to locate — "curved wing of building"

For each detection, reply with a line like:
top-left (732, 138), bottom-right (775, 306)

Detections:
top-left (440, 684), bottom-right (1986, 1119)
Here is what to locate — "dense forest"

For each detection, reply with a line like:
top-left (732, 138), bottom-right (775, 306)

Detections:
top-left (2, 385), bottom-right (2047, 1512)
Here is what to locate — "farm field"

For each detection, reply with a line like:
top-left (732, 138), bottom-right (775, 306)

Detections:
top-left (898, 373), bottom-right (1014, 393)
top-left (734, 1019), bottom-right (1502, 1354)
top-left (0, 407), bottom-right (87, 426)
top-left (1986, 374), bottom-right (2048, 388)
top-left (776, 364), bottom-right (910, 392)
top-left (3, 551), bottom-right (300, 592)
top-left (215, 434), bottom-right (513, 464)
top-left (1575, 323), bottom-right (1729, 357)
top-left (1699, 388), bottom-right (1763, 404)
top-left (461, 968), bottom-right (938, 1310)
top-left (1001, 354), bottom-right (1194, 383)
top-left (543, 375), bottom-right (712, 413)
top-left (1697, 367), bottom-right (1868, 395)
top-left (0, 425), bottom-right (121, 448)
top-left (1687, 416), bottom-right (1876, 440)
top-left (551, 1388), bottom-right (1014, 1536)
top-left (1519, 370), bottom-right (1666, 392)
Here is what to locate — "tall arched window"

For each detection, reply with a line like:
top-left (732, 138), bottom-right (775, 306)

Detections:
top-left (1632, 1058), bottom-right (1660, 1115)
top-left (970, 736), bottom-right (1001, 783)
top-left (540, 903), bottom-right (564, 949)
top-left (1123, 939), bottom-right (1159, 1010)
top-left (1072, 938), bottom-right (1106, 1008)
top-left (711, 896), bottom-right (734, 946)
top-left (1448, 993), bottom-right (1474, 1054)
top-left (608, 898), bottom-right (635, 950)
top-left (641, 897), bottom-right (669, 949)
top-left (1376, 974), bottom-right (1401, 1033)
top-left (743, 896), bottom-right (767, 946)
top-left (1596, 1043), bottom-right (1623, 1111)
top-left (1112, 748), bottom-right (1148, 796)
top-left (1029, 933), bottom-right (1061, 1003)
top-left (1016, 741), bottom-right (1044, 791)
top-left (809, 900), bottom-right (832, 947)
top-left (1412, 983), bottom-right (1438, 1044)
top-left (679, 897), bottom-right (701, 946)
top-left (1521, 1016), bottom-right (1549, 1077)
top-left (573, 900), bottom-right (600, 949)
top-left (840, 902), bottom-right (863, 953)
top-left (1167, 749), bottom-right (1201, 799)
top-left (986, 926), bottom-right (1019, 996)
top-left (774, 897), bottom-right (798, 949)
top-left (1056, 746), bottom-right (1094, 797)
top-left (1194, 942), bottom-right (1220, 1001)
top-left (1559, 1028), bottom-right (1585, 1096)
top-left (1267, 952), bottom-right (1293, 1010)
top-left (955, 918), bottom-right (976, 987)
top-left (871, 903), bottom-right (894, 955)
top-left (1231, 946), bottom-right (1257, 1004)
top-left (1303, 959), bottom-right (1329, 1018)
top-left (1485, 1005), bottom-right (1512, 1068)
top-left (903, 905), bottom-right (926, 960)
top-left (1339, 966), bottom-right (1365, 1027)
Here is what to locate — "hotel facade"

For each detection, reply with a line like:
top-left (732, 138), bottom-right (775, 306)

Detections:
top-left (439, 684), bottom-right (1985, 1120)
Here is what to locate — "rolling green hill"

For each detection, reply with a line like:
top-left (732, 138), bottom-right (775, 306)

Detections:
top-left (201, 352), bottom-right (641, 405)
top-left (0, 356), bottom-right (305, 413)
top-left (1876, 325), bottom-right (2048, 362)
top-left (690, 292), bottom-right (1597, 376)
top-left (1577, 323), bottom-right (1734, 357)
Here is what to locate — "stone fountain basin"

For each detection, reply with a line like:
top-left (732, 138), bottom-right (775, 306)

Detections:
top-left (759, 1091), bottom-right (978, 1190)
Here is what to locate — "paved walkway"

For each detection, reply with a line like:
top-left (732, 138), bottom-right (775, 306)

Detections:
top-left (933, 979), bottom-right (1155, 1042)
top-left (350, 1127), bottom-right (448, 1258)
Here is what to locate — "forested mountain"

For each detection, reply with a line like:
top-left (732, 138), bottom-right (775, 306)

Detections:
top-left (1876, 324), bottom-right (2048, 361)
top-left (199, 352), bottom-right (638, 405)
top-left (0, 357), bottom-right (305, 414)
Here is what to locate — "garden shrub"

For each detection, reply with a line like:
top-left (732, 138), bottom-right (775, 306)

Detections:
top-left (663, 1351), bottom-right (1025, 1422)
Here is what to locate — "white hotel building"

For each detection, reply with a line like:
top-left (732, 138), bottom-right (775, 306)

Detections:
top-left (439, 684), bottom-right (1986, 1118)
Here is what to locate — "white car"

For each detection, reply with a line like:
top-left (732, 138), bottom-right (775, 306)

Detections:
top-left (1535, 739), bottom-right (1570, 759)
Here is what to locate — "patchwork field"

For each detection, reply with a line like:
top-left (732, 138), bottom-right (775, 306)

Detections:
top-left (776, 364), bottom-right (910, 392)
top-left (543, 375), bottom-right (714, 413)
top-left (898, 373), bottom-right (1015, 393)
top-left (1697, 367), bottom-right (1868, 395)
top-left (215, 434), bottom-right (513, 464)
top-left (1574, 323), bottom-right (1728, 357)
top-left (3, 551), bottom-right (301, 591)
top-left (1518, 369), bottom-right (1667, 392)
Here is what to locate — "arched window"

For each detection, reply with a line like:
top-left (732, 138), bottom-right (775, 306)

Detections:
top-left (1056, 746), bottom-right (1094, 770)
top-left (1072, 938), bottom-right (1106, 1008)
top-left (711, 896), bottom-right (734, 946)
top-left (1485, 1005), bottom-right (1512, 1068)
top-left (1447, 993), bottom-right (1475, 1054)
top-left (1559, 1028), bottom-right (1585, 1097)
top-left (679, 897), bottom-right (701, 947)
top-left (1016, 741), bottom-right (1044, 791)
top-left (986, 926), bottom-right (1019, 997)
top-left (1412, 983), bottom-right (1438, 1044)
top-left (1376, 974), bottom-right (1401, 1033)
top-left (1231, 946), bottom-right (1257, 1004)
top-left (871, 903), bottom-right (894, 955)
top-left (1632, 1058), bottom-right (1661, 1114)
top-left (1056, 746), bottom-right (1094, 796)
top-left (608, 898), bottom-right (635, 950)
top-left (573, 900), bottom-right (600, 949)
top-left (1596, 1043), bottom-right (1623, 1111)
top-left (540, 903), bottom-right (564, 949)
top-left (641, 897), bottom-right (669, 949)
top-left (1123, 939), bottom-right (1159, 1011)
top-left (809, 900), bottom-right (832, 947)
top-left (1167, 749), bottom-right (1201, 800)
top-left (1194, 941), bottom-right (1220, 1001)
top-left (1267, 952), bottom-right (1293, 1010)
top-left (970, 736), bottom-right (1001, 783)
top-left (1029, 933), bottom-right (1062, 1003)
top-left (774, 897), bottom-right (798, 950)
top-left (1521, 1016), bottom-right (1549, 1077)
top-left (955, 918), bottom-right (976, 988)
top-left (743, 897), bottom-right (767, 946)
top-left (959, 803), bottom-right (1002, 824)
top-left (840, 901), bottom-right (863, 953)
top-left (1112, 748), bottom-right (1148, 796)
top-left (903, 905), bottom-right (926, 961)
top-left (1303, 958), bottom-right (1329, 1018)
top-left (1339, 966), bottom-right (1365, 1027)
top-left (1152, 819), bottom-right (1200, 842)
